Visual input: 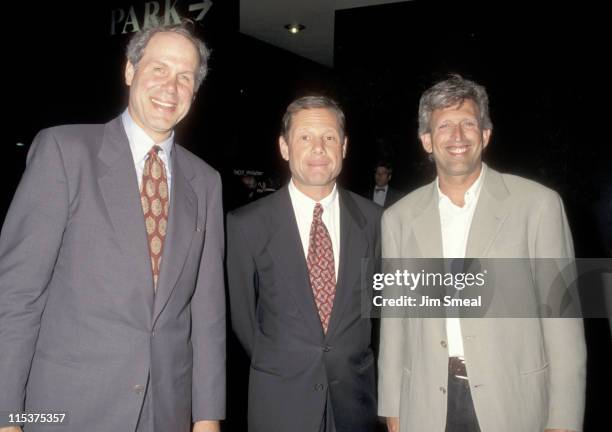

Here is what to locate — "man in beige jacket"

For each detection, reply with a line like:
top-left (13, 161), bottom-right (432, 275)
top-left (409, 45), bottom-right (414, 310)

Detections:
top-left (377, 74), bottom-right (586, 432)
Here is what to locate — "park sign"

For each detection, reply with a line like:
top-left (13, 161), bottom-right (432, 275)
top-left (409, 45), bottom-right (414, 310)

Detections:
top-left (111, 0), bottom-right (213, 35)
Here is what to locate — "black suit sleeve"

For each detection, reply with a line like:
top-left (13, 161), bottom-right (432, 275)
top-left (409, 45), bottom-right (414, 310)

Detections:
top-left (226, 212), bottom-right (257, 358)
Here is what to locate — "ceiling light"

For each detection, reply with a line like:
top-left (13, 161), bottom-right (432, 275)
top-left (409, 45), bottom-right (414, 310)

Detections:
top-left (284, 23), bottom-right (305, 34)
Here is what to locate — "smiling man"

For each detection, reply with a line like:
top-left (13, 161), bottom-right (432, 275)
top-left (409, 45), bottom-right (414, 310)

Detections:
top-left (377, 74), bottom-right (586, 432)
top-left (227, 96), bottom-right (381, 432)
top-left (0, 22), bottom-right (225, 432)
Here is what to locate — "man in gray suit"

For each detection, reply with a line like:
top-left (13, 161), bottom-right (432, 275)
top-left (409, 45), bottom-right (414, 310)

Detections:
top-left (0, 22), bottom-right (225, 432)
top-left (378, 75), bottom-right (586, 432)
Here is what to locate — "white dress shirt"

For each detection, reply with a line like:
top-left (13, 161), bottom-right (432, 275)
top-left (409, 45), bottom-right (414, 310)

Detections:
top-left (121, 109), bottom-right (173, 198)
top-left (288, 180), bottom-right (341, 278)
top-left (373, 184), bottom-right (388, 207)
top-left (438, 164), bottom-right (486, 357)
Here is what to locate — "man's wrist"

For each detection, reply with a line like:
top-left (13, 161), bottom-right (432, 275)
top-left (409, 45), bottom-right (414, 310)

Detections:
top-left (193, 419), bottom-right (220, 432)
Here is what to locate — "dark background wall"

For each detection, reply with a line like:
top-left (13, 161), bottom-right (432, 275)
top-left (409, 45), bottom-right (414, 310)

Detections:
top-left (2, 0), bottom-right (610, 430)
top-left (335, 1), bottom-right (611, 259)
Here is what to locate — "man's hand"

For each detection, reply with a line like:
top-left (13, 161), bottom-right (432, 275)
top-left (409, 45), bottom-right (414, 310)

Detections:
top-left (193, 420), bottom-right (220, 432)
top-left (0, 427), bottom-right (22, 432)
top-left (386, 416), bottom-right (399, 432)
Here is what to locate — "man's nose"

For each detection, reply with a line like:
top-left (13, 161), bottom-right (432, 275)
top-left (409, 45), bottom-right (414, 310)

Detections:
top-left (451, 124), bottom-right (465, 141)
top-left (162, 75), bottom-right (178, 93)
top-left (311, 136), bottom-right (326, 153)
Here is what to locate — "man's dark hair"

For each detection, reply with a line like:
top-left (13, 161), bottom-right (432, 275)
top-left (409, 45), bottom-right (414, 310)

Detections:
top-left (280, 95), bottom-right (346, 140)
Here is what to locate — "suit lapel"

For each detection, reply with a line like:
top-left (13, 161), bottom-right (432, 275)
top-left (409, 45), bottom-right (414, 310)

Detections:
top-left (465, 167), bottom-right (510, 257)
top-left (153, 146), bottom-right (197, 324)
top-left (325, 189), bottom-right (369, 340)
top-left (412, 182), bottom-right (444, 258)
top-left (268, 187), bottom-right (325, 337)
top-left (97, 117), bottom-right (154, 323)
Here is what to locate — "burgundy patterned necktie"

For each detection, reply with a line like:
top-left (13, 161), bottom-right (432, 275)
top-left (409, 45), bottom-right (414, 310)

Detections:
top-left (306, 203), bottom-right (336, 333)
top-left (140, 146), bottom-right (169, 291)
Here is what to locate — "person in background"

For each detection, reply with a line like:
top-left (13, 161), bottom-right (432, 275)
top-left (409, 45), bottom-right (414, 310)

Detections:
top-left (370, 161), bottom-right (403, 208)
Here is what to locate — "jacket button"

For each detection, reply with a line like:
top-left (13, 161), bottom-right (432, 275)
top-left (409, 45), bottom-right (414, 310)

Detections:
top-left (134, 384), bottom-right (145, 395)
top-left (314, 383), bottom-right (324, 391)
top-left (439, 386), bottom-right (446, 394)
top-left (440, 340), bottom-right (447, 348)
top-left (323, 345), bottom-right (330, 352)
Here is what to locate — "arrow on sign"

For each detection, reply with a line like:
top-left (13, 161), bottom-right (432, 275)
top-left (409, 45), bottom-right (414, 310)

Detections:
top-left (189, 0), bottom-right (213, 21)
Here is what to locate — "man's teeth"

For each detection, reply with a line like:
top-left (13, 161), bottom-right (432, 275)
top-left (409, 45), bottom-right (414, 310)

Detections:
top-left (152, 98), bottom-right (175, 108)
top-left (448, 146), bottom-right (468, 154)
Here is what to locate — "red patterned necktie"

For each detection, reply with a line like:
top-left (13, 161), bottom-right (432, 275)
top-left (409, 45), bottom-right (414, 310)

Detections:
top-left (306, 203), bottom-right (336, 333)
top-left (140, 146), bottom-right (169, 291)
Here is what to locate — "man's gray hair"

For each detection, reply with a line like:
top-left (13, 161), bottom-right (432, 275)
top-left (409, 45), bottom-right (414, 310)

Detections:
top-left (418, 74), bottom-right (492, 135)
top-left (126, 20), bottom-right (210, 91)
top-left (281, 96), bottom-right (346, 140)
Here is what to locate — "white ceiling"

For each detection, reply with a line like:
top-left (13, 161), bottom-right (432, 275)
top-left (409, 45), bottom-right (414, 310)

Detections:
top-left (239, 0), bottom-right (409, 67)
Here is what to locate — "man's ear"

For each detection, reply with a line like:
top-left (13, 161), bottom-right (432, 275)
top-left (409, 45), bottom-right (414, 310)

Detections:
top-left (420, 133), bottom-right (433, 154)
top-left (279, 136), bottom-right (290, 161)
top-left (482, 129), bottom-right (492, 149)
top-left (125, 61), bottom-right (135, 86)
top-left (342, 137), bottom-right (348, 159)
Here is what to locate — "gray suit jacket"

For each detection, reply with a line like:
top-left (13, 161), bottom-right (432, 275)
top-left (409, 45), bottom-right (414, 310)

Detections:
top-left (377, 166), bottom-right (586, 432)
top-left (227, 187), bottom-right (381, 432)
top-left (0, 116), bottom-right (226, 431)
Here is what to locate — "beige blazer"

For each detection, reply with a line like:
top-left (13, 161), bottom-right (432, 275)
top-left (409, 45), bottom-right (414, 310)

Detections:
top-left (377, 166), bottom-right (586, 432)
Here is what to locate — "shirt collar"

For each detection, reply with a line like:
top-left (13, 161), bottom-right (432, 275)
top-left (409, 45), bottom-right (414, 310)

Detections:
top-left (121, 109), bottom-right (174, 164)
top-left (437, 163), bottom-right (487, 208)
top-left (288, 179), bottom-right (338, 214)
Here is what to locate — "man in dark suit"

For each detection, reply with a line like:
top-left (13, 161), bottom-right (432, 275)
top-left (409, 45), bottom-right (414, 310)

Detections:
top-left (227, 96), bottom-right (381, 432)
top-left (370, 162), bottom-right (403, 208)
top-left (0, 22), bottom-right (225, 432)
